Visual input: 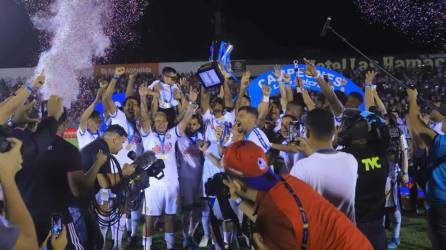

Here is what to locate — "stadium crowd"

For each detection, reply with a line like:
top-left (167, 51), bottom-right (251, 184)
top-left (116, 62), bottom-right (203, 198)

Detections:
top-left (0, 58), bottom-right (445, 250)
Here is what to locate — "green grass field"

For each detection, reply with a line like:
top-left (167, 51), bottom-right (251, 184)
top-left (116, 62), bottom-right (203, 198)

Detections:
top-left (113, 211), bottom-right (430, 250)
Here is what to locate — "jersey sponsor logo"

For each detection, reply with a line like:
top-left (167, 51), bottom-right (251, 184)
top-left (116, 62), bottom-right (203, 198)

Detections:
top-left (258, 158), bottom-right (268, 170)
top-left (152, 143), bottom-right (172, 154)
top-left (361, 156), bottom-right (382, 172)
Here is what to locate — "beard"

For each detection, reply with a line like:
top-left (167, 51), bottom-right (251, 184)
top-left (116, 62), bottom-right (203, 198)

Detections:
top-left (185, 128), bottom-right (197, 137)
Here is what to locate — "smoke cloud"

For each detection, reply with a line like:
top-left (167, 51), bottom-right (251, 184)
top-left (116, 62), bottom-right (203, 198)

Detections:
top-left (32, 0), bottom-right (111, 107)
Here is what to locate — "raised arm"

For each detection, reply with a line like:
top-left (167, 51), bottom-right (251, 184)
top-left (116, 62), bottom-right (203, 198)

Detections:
top-left (125, 73), bottom-right (137, 97)
top-left (296, 76), bottom-right (316, 111)
top-left (258, 84), bottom-right (272, 122)
top-left (235, 71), bottom-right (251, 114)
top-left (178, 88), bottom-right (198, 135)
top-left (200, 85), bottom-right (210, 114)
top-left (0, 72), bottom-right (44, 125)
top-left (79, 81), bottom-right (107, 132)
top-left (0, 138), bottom-right (39, 250)
top-left (273, 65), bottom-right (289, 112)
top-left (406, 88), bottom-right (436, 146)
top-left (364, 71), bottom-right (377, 111)
top-left (304, 58), bottom-right (343, 116)
top-left (223, 76), bottom-right (234, 110)
top-left (138, 84), bottom-right (152, 134)
top-left (102, 67), bottom-right (126, 115)
top-left (372, 87), bottom-right (387, 115)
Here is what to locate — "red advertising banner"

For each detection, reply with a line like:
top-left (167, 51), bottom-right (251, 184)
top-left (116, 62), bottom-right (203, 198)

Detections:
top-left (93, 63), bottom-right (159, 76)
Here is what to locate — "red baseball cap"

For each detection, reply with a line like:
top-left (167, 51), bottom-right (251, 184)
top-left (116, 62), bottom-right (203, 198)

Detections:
top-left (224, 141), bottom-right (278, 191)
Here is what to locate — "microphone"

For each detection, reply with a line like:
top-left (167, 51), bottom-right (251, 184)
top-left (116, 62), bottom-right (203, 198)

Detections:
top-left (320, 17), bottom-right (332, 37)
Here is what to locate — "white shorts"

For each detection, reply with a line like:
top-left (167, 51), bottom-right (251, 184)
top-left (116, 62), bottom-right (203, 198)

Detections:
top-left (143, 181), bottom-right (179, 216)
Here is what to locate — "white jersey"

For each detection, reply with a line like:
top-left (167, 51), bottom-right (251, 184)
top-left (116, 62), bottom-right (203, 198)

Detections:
top-left (202, 110), bottom-right (235, 142)
top-left (202, 141), bottom-right (224, 196)
top-left (77, 127), bottom-right (100, 150)
top-left (142, 126), bottom-right (182, 184)
top-left (244, 127), bottom-right (271, 153)
top-left (108, 109), bottom-right (143, 166)
top-left (291, 151), bottom-right (358, 222)
top-left (148, 80), bottom-right (180, 109)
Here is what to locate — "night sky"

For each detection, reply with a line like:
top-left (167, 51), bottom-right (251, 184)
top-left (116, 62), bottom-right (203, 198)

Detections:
top-left (0, 0), bottom-right (442, 68)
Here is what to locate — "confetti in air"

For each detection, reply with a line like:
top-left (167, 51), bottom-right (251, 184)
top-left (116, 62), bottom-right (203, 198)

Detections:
top-left (21, 0), bottom-right (146, 107)
top-left (354, 0), bottom-right (446, 45)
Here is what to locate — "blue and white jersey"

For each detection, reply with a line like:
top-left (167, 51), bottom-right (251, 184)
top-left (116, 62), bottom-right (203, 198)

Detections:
top-left (244, 127), bottom-right (271, 153)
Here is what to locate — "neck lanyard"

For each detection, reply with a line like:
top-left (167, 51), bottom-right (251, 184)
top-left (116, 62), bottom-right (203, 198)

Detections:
top-left (316, 148), bottom-right (337, 154)
top-left (127, 121), bottom-right (135, 144)
top-left (189, 133), bottom-right (198, 145)
top-left (280, 176), bottom-right (309, 250)
top-left (161, 84), bottom-right (174, 104)
top-left (156, 132), bottom-right (166, 154)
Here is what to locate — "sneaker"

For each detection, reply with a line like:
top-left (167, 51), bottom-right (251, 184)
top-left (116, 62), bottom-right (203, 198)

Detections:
top-left (198, 235), bottom-right (209, 248)
top-left (387, 241), bottom-right (398, 249)
top-left (387, 238), bottom-right (400, 249)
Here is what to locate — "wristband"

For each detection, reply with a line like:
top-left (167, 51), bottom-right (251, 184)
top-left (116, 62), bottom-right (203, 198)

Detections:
top-left (262, 96), bottom-right (270, 103)
top-left (25, 83), bottom-right (33, 93)
top-left (112, 75), bottom-right (120, 81)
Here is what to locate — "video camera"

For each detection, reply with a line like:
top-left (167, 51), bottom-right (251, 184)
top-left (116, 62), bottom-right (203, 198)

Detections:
top-left (205, 172), bottom-right (230, 199)
top-left (338, 109), bottom-right (390, 147)
top-left (125, 151), bottom-right (165, 194)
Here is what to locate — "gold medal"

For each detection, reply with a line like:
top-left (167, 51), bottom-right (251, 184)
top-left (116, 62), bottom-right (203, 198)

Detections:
top-left (159, 154), bottom-right (168, 160)
top-left (126, 143), bottom-right (132, 151)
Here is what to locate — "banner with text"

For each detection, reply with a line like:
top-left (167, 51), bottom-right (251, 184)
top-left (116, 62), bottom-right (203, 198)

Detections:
top-left (248, 64), bottom-right (364, 108)
top-left (93, 63), bottom-right (159, 76)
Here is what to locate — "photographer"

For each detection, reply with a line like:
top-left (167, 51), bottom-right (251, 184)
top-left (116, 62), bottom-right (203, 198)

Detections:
top-left (222, 141), bottom-right (372, 249)
top-left (75, 124), bottom-right (136, 249)
top-left (339, 108), bottom-right (390, 250)
top-left (0, 137), bottom-right (38, 250)
top-left (18, 108), bottom-right (119, 250)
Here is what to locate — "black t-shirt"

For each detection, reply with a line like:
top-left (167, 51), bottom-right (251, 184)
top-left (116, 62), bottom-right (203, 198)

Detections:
top-left (16, 136), bottom-right (82, 222)
top-left (343, 140), bottom-right (389, 223)
top-left (80, 138), bottom-right (117, 196)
